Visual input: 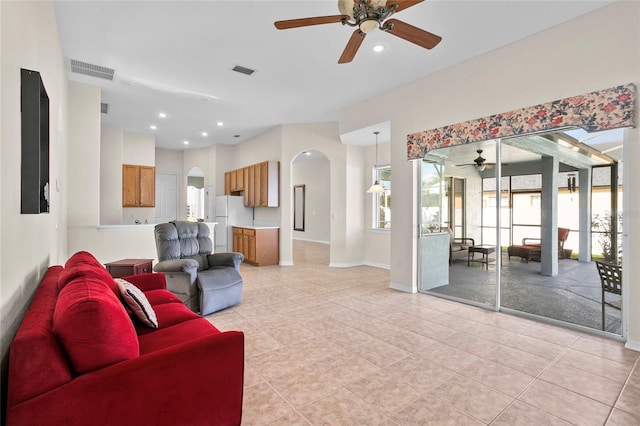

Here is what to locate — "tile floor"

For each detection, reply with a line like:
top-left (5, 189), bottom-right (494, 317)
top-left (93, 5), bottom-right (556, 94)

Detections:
top-left (205, 241), bottom-right (640, 425)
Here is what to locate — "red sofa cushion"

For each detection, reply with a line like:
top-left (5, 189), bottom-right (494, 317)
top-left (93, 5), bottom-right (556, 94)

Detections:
top-left (53, 276), bottom-right (139, 375)
top-left (138, 319), bottom-right (220, 354)
top-left (7, 266), bottom-right (72, 407)
top-left (59, 251), bottom-right (119, 297)
top-left (143, 289), bottom-right (183, 306)
top-left (134, 302), bottom-right (201, 335)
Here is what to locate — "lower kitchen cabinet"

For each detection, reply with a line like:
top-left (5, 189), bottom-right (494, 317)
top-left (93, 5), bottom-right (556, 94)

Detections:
top-left (232, 227), bottom-right (279, 266)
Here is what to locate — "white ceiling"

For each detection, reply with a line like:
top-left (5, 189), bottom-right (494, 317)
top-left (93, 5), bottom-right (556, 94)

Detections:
top-left (53, 0), bottom-right (614, 150)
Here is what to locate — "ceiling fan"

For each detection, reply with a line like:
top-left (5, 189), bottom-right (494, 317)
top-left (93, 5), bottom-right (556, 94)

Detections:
top-left (274, 0), bottom-right (442, 64)
top-left (456, 149), bottom-right (497, 172)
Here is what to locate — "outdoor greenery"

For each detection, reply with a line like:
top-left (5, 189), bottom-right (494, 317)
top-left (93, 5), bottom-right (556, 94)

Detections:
top-left (592, 213), bottom-right (622, 263)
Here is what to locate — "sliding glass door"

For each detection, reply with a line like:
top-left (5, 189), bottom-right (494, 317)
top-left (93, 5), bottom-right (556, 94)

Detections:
top-left (419, 142), bottom-right (497, 309)
top-left (418, 128), bottom-right (624, 336)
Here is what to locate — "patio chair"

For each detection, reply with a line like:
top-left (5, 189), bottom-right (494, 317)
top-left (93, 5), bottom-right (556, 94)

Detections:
top-left (595, 260), bottom-right (622, 331)
top-left (447, 228), bottom-right (475, 265)
top-left (509, 227), bottom-right (570, 262)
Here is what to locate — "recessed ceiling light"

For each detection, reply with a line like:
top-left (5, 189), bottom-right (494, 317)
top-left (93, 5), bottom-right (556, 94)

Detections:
top-left (233, 135), bottom-right (240, 138)
top-left (373, 45), bottom-right (385, 53)
top-left (217, 121), bottom-right (224, 127)
top-left (183, 140), bottom-right (189, 145)
top-left (158, 112), bottom-right (167, 118)
top-left (201, 132), bottom-right (208, 137)
top-left (150, 125), bottom-right (157, 130)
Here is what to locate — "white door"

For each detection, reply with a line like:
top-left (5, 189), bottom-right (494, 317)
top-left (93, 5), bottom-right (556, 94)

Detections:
top-left (155, 174), bottom-right (177, 223)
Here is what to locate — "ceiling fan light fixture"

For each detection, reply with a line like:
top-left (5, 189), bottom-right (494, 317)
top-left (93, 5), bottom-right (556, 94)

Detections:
top-left (359, 19), bottom-right (378, 33)
top-left (373, 44), bottom-right (385, 52)
top-left (476, 164), bottom-right (486, 172)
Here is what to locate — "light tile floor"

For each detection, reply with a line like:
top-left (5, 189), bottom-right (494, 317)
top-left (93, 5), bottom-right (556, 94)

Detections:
top-left (205, 241), bottom-right (640, 425)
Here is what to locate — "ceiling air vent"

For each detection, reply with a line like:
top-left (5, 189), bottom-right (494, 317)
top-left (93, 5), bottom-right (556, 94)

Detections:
top-left (231, 65), bottom-right (255, 76)
top-left (70, 59), bottom-right (115, 81)
top-left (101, 103), bottom-right (109, 114)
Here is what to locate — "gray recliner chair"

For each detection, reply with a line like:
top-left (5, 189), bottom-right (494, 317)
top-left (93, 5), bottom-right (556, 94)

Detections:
top-left (153, 221), bottom-right (244, 315)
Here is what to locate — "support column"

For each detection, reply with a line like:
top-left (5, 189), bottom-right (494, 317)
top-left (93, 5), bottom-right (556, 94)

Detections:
top-left (578, 168), bottom-right (592, 262)
top-left (541, 156), bottom-right (559, 276)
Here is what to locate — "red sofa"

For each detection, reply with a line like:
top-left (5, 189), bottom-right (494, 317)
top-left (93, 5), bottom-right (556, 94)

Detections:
top-left (6, 251), bottom-right (244, 426)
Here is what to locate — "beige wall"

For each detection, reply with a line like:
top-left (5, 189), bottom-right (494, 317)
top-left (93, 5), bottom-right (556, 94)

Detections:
top-left (68, 81), bottom-right (101, 227)
top-left (100, 123), bottom-right (123, 224)
top-left (339, 1), bottom-right (640, 345)
top-left (0, 0), bottom-right (69, 408)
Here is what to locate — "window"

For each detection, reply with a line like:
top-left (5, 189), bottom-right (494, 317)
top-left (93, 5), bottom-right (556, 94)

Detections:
top-left (373, 165), bottom-right (391, 229)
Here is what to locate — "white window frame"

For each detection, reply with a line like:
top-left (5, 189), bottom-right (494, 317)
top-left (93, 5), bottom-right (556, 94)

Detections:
top-left (372, 164), bottom-right (391, 230)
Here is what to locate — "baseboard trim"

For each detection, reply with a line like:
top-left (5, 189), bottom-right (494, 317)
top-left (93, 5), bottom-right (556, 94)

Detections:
top-left (279, 261), bottom-right (293, 266)
top-left (329, 261), bottom-right (364, 268)
top-left (389, 282), bottom-right (415, 293)
top-left (362, 261), bottom-right (390, 270)
top-left (293, 238), bottom-right (330, 245)
top-left (625, 339), bottom-right (640, 352)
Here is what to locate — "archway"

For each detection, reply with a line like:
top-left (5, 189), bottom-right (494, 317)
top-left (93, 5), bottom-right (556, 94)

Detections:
top-left (291, 150), bottom-right (331, 265)
top-left (186, 166), bottom-right (204, 221)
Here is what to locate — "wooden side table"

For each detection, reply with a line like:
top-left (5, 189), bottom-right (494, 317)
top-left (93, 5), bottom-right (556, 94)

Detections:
top-left (467, 245), bottom-right (496, 270)
top-left (105, 259), bottom-right (153, 278)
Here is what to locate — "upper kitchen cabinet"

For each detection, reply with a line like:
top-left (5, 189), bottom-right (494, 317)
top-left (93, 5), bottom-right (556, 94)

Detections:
top-left (225, 168), bottom-right (245, 195)
top-left (225, 161), bottom-right (279, 207)
top-left (244, 161), bottom-right (279, 207)
top-left (122, 164), bottom-right (155, 207)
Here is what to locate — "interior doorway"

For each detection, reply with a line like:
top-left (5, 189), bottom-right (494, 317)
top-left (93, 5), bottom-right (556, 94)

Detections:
top-left (186, 167), bottom-right (205, 221)
top-left (291, 150), bottom-right (330, 265)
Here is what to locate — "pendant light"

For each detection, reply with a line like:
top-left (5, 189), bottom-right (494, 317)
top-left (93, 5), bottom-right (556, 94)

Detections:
top-left (367, 131), bottom-right (385, 193)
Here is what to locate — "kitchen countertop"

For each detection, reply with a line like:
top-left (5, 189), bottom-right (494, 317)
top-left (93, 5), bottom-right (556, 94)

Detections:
top-left (233, 224), bottom-right (280, 230)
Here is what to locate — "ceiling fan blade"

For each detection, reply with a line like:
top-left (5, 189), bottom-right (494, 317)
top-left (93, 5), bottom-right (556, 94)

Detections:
top-left (338, 29), bottom-right (366, 64)
top-left (274, 15), bottom-right (348, 30)
top-left (386, 0), bottom-right (424, 13)
top-left (383, 18), bottom-right (442, 49)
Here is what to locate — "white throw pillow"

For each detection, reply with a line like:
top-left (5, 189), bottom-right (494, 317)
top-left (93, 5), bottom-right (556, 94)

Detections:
top-left (115, 278), bottom-right (158, 329)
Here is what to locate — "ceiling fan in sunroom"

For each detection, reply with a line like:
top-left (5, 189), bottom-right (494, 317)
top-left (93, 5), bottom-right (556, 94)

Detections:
top-left (274, 0), bottom-right (442, 64)
top-left (455, 149), bottom-right (498, 172)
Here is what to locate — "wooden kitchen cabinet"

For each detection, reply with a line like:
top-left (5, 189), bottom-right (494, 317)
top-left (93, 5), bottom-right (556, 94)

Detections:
top-left (224, 171), bottom-right (231, 195)
top-left (123, 164), bottom-right (155, 207)
top-left (225, 168), bottom-right (247, 195)
top-left (244, 165), bottom-right (255, 206)
top-left (225, 161), bottom-right (280, 206)
top-left (244, 161), bottom-right (279, 207)
top-left (232, 226), bottom-right (279, 266)
top-left (232, 227), bottom-right (244, 257)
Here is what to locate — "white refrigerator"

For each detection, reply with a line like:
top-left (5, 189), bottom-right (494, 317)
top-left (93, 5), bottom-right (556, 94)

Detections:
top-left (214, 195), bottom-right (253, 253)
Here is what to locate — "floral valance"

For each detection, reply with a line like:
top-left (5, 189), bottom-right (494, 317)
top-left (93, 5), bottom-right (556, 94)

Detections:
top-left (407, 83), bottom-right (636, 160)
